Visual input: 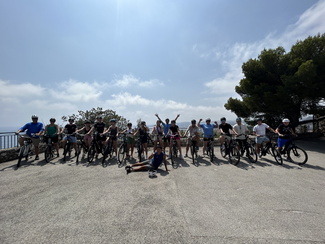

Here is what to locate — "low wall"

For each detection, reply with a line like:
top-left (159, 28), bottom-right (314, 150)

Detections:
top-left (0, 144), bottom-right (47, 164)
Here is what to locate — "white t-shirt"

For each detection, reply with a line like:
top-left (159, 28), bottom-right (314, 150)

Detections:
top-left (253, 123), bottom-right (269, 136)
top-left (233, 124), bottom-right (248, 140)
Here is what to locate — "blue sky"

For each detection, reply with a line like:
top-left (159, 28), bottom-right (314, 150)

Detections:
top-left (1, 0), bottom-right (325, 128)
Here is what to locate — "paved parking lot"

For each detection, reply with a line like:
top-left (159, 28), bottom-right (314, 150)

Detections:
top-left (0, 139), bottom-right (324, 244)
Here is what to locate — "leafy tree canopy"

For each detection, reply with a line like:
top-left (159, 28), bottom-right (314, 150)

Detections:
top-left (225, 33), bottom-right (325, 128)
top-left (62, 107), bottom-right (129, 130)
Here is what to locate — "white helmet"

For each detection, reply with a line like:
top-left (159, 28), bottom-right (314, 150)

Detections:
top-left (148, 169), bottom-right (157, 178)
top-left (282, 118), bottom-right (290, 123)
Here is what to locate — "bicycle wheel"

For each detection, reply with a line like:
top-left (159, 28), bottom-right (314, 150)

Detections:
top-left (229, 145), bottom-right (240, 165)
top-left (44, 145), bottom-right (52, 163)
top-left (209, 144), bottom-right (214, 162)
top-left (87, 144), bottom-right (95, 163)
top-left (137, 143), bottom-right (143, 162)
top-left (246, 144), bottom-right (257, 163)
top-left (272, 146), bottom-right (283, 165)
top-left (288, 146), bottom-right (308, 165)
top-left (63, 143), bottom-right (70, 161)
top-left (16, 146), bottom-right (26, 168)
top-left (76, 143), bottom-right (82, 165)
top-left (102, 143), bottom-right (112, 167)
top-left (118, 143), bottom-right (126, 165)
top-left (191, 143), bottom-right (198, 166)
top-left (220, 144), bottom-right (226, 158)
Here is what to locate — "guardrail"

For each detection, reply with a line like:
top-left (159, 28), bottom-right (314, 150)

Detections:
top-left (0, 132), bottom-right (18, 150)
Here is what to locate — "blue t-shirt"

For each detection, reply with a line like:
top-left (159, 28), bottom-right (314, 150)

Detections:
top-left (200, 124), bottom-right (217, 138)
top-left (151, 152), bottom-right (164, 169)
top-left (20, 122), bottom-right (44, 138)
top-left (161, 122), bottom-right (172, 135)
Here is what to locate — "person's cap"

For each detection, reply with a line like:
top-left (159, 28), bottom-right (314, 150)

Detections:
top-left (282, 118), bottom-right (290, 123)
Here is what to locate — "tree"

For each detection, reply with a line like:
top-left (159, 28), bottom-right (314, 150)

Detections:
top-left (225, 33), bottom-right (325, 128)
top-left (62, 107), bottom-right (129, 130)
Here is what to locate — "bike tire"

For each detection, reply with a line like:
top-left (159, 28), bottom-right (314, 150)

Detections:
top-left (209, 145), bottom-right (214, 163)
top-left (76, 143), bottom-right (82, 165)
top-left (190, 144), bottom-right (197, 166)
top-left (17, 146), bottom-right (25, 168)
top-left (220, 144), bottom-right (226, 158)
top-left (247, 144), bottom-right (257, 163)
top-left (102, 144), bottom-right (111, 167)
top-left (137, 144), bottom-right (143, 162)
top-left (288, 146), bottom-right (308, 165)
top-left (44, 145), bottom-right (52, 163)
top-left (87, 145), bottom-right (95, 163)
top-left (118, 143), bottom-right (126, 165)
top-left (229, 145), bottom-right (240, 165)
top-left (272, 146), bottom-right (283, 165)
top-left (63, 143), bottom-right (70, 161)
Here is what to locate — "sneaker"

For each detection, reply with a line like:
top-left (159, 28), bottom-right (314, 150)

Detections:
top-left (184, 154), bottom-right (188, 158)
top-left (35, 155), bottom-right (39, 160)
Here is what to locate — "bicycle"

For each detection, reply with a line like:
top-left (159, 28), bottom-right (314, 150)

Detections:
top-left (281, 136), bottom-right (308, 165)
top-left (102, 137), bottom-right (114, 167)
top-left (75, 134), bottom-right (89, 165)
top-left (236, 134), bottom-right (257, 164)
top-left (205, 136), bottom-right (215, 163)
top-left (16, 134), bottom-right (35, 169)
top-left (117, 133), bottom-right (127, 166)
top-left (87, 132), bottom-right (105, 164)
top-left (44, 135), bottom-right (56, 163)
top-left (136, 135), bottom-right (147, 162)
top-left (256, 134), bottom-right (283, 165)
top-left (170, 134), bottom-right (179, 169)
top-left (220, 134), bottom-right (240, 165)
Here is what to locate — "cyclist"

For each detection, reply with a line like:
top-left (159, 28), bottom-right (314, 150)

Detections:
top-left (219, 117), bottom-right (238, 144)
top-left (16, 115), bottom-right (44, 160)
top-left (168, 120), bottom-right (183, 159)
top-left (43, 118), bottom-right (60, 157)
top-left (134, 121), bottom-right (150, 159)
top-left (76, 121), bottom-right (93, 151)
top-left (275, 118), bottom-right (296, 154)
top-left (253, 118), bottom-right (276, 157)
top-left (183, 119), bottom-right (200, 157)
top-left (155, 113), bottom-right (180, 151)
top-left (198, 118), bottom-right (218, 155)
top-left (87, 116), bottom-right (106, 156)
top-left (103, 119), bottom-right (119, 158)
top-left (120, 122), bottom-right (135, 158)
top-left (151, 120), bottom-right (164, 151)
top-left (233, 117), bottom-right (250, 156)
top-left (125, 145), bottom-right (168, 175)
top-left (61, 118), bottom-right (78, 156)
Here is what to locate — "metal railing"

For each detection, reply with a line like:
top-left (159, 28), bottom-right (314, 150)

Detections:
top-left (0, 132), bottom-right (19, 150)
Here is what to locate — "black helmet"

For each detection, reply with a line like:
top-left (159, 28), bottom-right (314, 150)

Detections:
top-left (220, 117), bottom-right (226, 121)
top-left (191, 119), bottom-right (196, 124)
top-left (50, 118), bottom-right (56, 122)
top-left (31, 115), bottom-right (38, 119)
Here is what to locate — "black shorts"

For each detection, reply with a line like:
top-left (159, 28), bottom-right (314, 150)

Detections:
top-left (44, 135), bottom-right (59, 143)
top-left (96, 134), bottom-right (107, 142)
top-left (163, 135), bottom-right (170, 143)
top-left (203, 137), bottom-right (214, 141)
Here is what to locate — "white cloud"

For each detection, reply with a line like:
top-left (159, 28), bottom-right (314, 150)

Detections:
top-left (50, 79), bottom-right (102, 102)
top-left (0, 80), bottom-right (45, 97)
top-left (113, 74), bottom-right (163, 88)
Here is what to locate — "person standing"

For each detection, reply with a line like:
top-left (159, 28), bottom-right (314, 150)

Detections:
top-left (16, 115), bottom-right (44, 160)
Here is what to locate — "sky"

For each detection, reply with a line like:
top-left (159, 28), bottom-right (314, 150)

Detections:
top-left (1, 0), bottom-right (325, 128)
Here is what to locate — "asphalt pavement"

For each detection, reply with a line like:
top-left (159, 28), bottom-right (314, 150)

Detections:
top-left (0, 139), bottom-right (324, 244)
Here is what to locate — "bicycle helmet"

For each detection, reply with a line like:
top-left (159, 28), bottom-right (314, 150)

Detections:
top-left (110, 119), bottom-right (116, 123)
top-left (282, 118), bottom-right (290, 123)
top-left (256, 118), bottom-right (263, 122)
top-left (85, 121), bottom-right (90, 124)
top-left (50, 118), bottom-right (56, 122)
top-left (148, 169), bottom-right (157, 178)
top-left (31, 115), bottom-right (38, 119)
top-left (68, 118), bottom-right (74, 122)
top-left (127, 122), bottom-right (132, 126)
top-left (206, 118), bottom-right (211, 122)
top-left (236, 117), bottom-right (241, 122)
top-left (141, 121), bottom-right (146, 125)
top-left (97, 116), bottom-right (102, 119)
top-left (220, 117), bottom-right (226, 121)
top-left (191, 119), bottom-right (196, 124)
